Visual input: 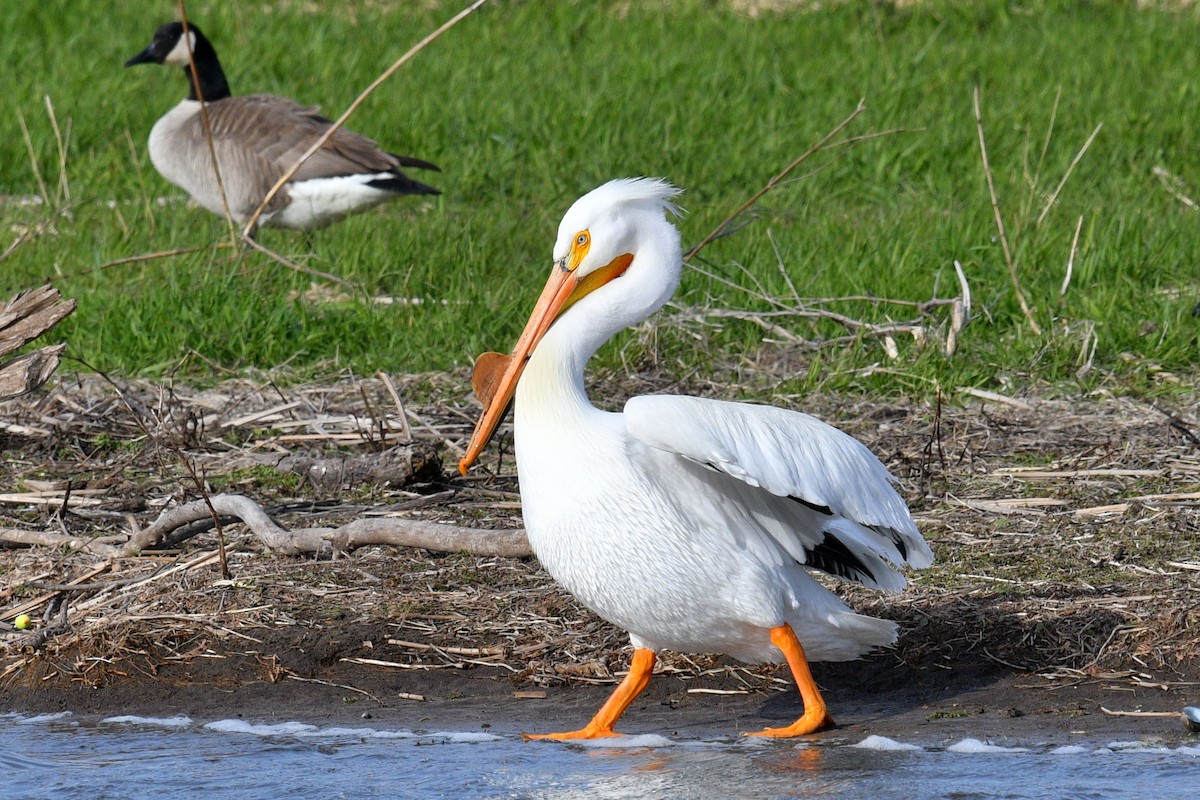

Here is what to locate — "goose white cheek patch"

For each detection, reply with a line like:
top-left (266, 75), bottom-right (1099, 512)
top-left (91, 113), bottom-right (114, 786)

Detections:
top-left (163, 30), bottom-right (197, 66)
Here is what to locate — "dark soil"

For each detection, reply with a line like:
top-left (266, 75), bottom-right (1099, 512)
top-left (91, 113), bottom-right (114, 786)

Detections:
top-left (2, 374), bottom-right (1199, 745)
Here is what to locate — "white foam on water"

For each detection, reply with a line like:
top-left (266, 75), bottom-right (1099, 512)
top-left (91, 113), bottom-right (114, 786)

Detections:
top-left (198, 721), bottom-right (501, 742)
top-left (100, 715), bottom-right (192, 728)
top-left (1049, 745), bottom-right (1089, 755)
top-left (851, 735), bottom-right (924, 752)
top-left (1103, 741), bottom-right (1177, 755)
top-left (946, 738), bottom-right (1029, 754)
top-left (569, 733), bottom-right (675, 748)
top-left (361, 729), bottom-right (420, 739)
top-left (14, 712), bottom-right (73, 725)
top-left (293, 726), bottom-right (403, 739)
top-left (204, 720), bottom-right (319, 736)
top-left (1173, 745), bottom-right (1200, 756)
top-left (423, 731), bottom-right (504, 743)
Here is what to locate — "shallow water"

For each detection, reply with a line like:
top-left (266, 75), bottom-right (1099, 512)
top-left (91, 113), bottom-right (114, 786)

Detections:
top-left (3, 712), bottom-right (1197, 799)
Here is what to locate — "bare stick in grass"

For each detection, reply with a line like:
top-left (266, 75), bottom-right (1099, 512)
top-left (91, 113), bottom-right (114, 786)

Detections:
top-left (240, 0), bottom-right (491, 238)
top-left (123, 129), bottom-right (157, 234)
top-left (683, 98), bottom-right (867, 263)
top-left (43, 96), bottom-right (71, 207)
top-left (1061, 215), bottom-right (1084, 300)
top-left (93, 246), bottom-right (212, 273)
top-left (178, 1), bottom-right (239, 249)
top-left (16, 110), bottom-right (50, 206)
top-left (973, 86), bottom-right (1041, 335)
top-left (242, 235), bottom-right (357, 291)
top-left (1152, 165), bottom-right (1199, 211)
top-left (945, 260), bottom-right (972, 357)
top-left (1035, 123), bottom-right (1102, 227)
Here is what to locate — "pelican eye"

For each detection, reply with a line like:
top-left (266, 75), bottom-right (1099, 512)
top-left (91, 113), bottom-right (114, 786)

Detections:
top-left (567, 230), bottom-right (591, 271)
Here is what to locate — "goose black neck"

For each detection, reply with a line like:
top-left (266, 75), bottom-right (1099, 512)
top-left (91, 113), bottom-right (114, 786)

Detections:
top-left (181, 34), bottom-right (230, 101)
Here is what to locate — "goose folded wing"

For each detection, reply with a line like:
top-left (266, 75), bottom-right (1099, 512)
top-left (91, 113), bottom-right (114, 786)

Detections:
top-left (202, 95), bottom-right (404, 180)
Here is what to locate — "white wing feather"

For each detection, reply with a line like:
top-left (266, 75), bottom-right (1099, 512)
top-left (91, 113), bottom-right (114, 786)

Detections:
top-left (624, 395), bottom-right (934, 574)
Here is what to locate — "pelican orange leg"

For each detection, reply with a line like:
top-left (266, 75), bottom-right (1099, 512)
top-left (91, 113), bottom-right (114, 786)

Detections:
top-left (747, 623), bottom-right (836, 738)
top-left (526, 648), bottom-right (656, 740)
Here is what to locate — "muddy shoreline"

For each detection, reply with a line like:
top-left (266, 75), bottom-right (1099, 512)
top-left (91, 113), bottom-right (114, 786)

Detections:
top-left (4, 647), bottom-right (1193, 747)
top-left (3, 375), bottom-right (1199, 746)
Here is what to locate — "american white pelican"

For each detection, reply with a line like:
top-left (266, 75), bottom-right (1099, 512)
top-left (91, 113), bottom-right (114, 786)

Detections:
top-left (459, 178), bottom-right (932, 739)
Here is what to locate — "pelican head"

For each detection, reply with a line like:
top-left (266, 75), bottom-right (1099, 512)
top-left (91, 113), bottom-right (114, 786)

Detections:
top-left (552, 177), bottom-right (683, 276)
top-left (459, 178), bottom-right (684, 473)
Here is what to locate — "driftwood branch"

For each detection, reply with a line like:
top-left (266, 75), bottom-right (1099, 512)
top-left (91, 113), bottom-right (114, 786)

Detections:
top-left (0, 345), bottom-right (66, 400)
top-left (0, 527), bottom-right (117, 555)
top-left (116, 494), bottom-right (531, 559)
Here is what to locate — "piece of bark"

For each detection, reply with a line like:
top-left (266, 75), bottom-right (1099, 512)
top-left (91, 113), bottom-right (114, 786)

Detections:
top-left (0, 284), bottom-right (75, 400)
top-left (0, 285), bottom-right (76, 360)
top-left (271, 443), bottom-right (442, 489)
top-left (0, 344), bottom-right (66, 399)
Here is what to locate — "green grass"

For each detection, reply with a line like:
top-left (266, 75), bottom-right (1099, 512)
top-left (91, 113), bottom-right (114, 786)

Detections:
top-left (2, 0), bottom-right (1198, 396)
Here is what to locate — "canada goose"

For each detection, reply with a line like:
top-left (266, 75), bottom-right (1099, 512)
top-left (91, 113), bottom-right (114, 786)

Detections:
top-left (125, 21), bottom-right (440, 231)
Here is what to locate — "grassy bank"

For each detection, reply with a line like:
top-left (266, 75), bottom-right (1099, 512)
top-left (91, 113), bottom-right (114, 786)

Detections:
top-left (1, 1), bottom-right (1198, 394)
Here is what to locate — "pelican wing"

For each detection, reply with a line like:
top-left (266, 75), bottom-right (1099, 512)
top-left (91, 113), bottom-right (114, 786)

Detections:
top-left (625, 395), bottom-right (933, 585)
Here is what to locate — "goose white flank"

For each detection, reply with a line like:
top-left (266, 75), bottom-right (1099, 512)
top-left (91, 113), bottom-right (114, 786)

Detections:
top-left (125, 21), bottom-right (439, 231)
top-left (458, 178), bottom-right (934, 740)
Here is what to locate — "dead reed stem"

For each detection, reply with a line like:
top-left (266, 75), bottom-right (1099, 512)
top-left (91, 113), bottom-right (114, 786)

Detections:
top-left (178, 1), bottom-right (239, 249)
top-left (683, 98), bottom-right (867, 262)
top-left (240, 0), bottom-right (490, 236)
top-left (973, 86), bottom-right (1042, 336)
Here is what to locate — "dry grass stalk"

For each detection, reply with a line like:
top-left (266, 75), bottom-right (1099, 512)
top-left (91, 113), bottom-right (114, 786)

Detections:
top-left (177, 2), bottom-right (239, 248)
top-left (240, 0), bottom-right (490, 236)
top-left (1035, 123), bottom-right (1102, 226)
top-left (973, 86), bottom-right (1041, 335)
top-left (1151, 165), bottom-right (1199, 210)
top-left (1060, 215), bottom-right (1084, 299)
top-left (683, 98), bottom-right (866, 262)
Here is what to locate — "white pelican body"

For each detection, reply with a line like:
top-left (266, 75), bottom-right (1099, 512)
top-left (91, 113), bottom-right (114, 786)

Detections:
top-left (460, 178), bottom-right (932, 739)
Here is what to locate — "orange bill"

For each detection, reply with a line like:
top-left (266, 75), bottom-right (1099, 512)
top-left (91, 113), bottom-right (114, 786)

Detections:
top-left (457, 253), bottom-right (633, 475)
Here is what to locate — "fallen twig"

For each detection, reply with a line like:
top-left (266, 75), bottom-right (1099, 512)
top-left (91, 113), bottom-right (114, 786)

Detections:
top-left (1152, 165), bottom-right (1199, 211)
top-left (1100, 707), bottom-right (1178, 718)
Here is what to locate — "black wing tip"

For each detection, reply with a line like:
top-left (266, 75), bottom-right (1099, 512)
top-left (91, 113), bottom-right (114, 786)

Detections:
top-left (804, 534), bottom-right (878, 585)
top-left (866, 524), bottom-right (909, 561)
top-left (790, 495), bottom-right (833, 516)
top-left (367, 175), bottom-right (441, 196)
top-left (388, 153), bottom-right (441, 172)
